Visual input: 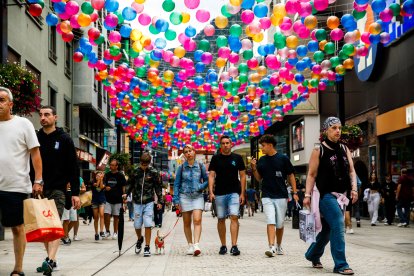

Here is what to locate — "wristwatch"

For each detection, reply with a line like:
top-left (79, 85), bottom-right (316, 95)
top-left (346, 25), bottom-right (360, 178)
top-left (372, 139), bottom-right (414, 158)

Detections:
top-left (34, 179), bottom-right (44, 186)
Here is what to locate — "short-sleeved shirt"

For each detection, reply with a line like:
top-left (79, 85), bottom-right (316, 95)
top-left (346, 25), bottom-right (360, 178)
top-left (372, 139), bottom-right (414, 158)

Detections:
top-left (246, 189), bottom-right (256, 202)
top-left (208, 153), bottom-right (246, 196)
top-left (398, 175), bottom-right (414, 203)
top-left (257, 153), bottom-right (294, 199)
top-left (0, 116), bottom-right (39, 193)
top-left (104, 171), bottom-right (126, 204)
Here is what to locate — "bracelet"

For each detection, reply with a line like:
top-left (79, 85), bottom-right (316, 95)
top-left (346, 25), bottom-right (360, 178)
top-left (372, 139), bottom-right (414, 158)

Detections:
top-left (304, 193), bottom-right (311, 198)
top-left (292, 192), bottom-right (297, 195)
top-left (352, 190), bottom-right (358, 193)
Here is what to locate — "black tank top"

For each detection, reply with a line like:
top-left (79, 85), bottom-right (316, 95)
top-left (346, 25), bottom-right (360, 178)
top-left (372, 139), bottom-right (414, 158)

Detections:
top-left (316, 143), bottom-right (351, 196)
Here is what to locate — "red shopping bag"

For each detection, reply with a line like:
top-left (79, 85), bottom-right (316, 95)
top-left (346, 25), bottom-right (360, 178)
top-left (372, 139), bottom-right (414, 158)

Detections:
top-left (24, 197), bottom-right (65, 242)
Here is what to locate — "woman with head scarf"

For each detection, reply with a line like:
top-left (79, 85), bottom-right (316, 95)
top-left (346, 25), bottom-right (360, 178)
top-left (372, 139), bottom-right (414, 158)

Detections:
top-left (303, 117), bottom-right (358, 275)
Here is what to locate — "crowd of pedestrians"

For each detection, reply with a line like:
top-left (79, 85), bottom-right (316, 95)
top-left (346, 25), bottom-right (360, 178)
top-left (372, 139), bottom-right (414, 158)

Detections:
top-left (1, 85), bottom-right (413, 276)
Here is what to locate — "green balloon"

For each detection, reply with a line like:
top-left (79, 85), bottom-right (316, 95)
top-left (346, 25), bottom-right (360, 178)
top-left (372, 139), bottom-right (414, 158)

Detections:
top-left (242, 49), bottom-right (253, 60)
top-left (198, 39), bottom-right (210, 51)
top-left (94, 35), bottom-right (105, 45)
top-left (313, 51), bottom-right (324, 63)
top-left (136, 66), bottom-right (147, 77)
top-left (239, 73), bottom-right (248, 83)
top-left (81, 2), bottom-right (94, 15)
top-left (114, 11), bottom-right (124, 24)
top-left (165, 29), bottom-right (176, 41)
top-left (229, 24), bottom-right (242, 37)
top-left (352, 10), bottom-right (366, 20)
top-left (37, 0), bottom-right (44, 8)
top-left (109, 45), bottom-right (120, 56)
top-left (389, 3), bottom-right (401, 16)
top-left (170, 12), bottom-right (182, 25)
top-left (273, 32), bottom-right (286, 49)
top-left (149, 24), bottom-right (160, 35)
top-left (232, 80), bottom-right (241, 90)
top-left (315, 29), bottom-right (327, 41)
top-left (324, 42), bottom-right (335, 55)
top-left (231, 88), bottom-right (238, 96)
top-left (238, 63), bottom-right (248, 73)
top-left (216, 36), bottom-right (228, 48)
top-left (162, 0), bottom-right (175, 12)
top-left (221, 5), bottom-right (232, 18)
top-left (310, 78), bottom-right (319, 88)
top-left (223, 81), bottom-right (232, 91)
top-left (130, 49), bottom-right (139, 58)
top-left (330, 56), bottom-right (340, 67)
top-left (342, 43), bottom-right (355, 56)
top-left (338, 50), bottom-right (348, 60)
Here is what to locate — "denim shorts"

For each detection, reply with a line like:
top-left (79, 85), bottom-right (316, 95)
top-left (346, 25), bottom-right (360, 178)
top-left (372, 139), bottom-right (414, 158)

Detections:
top-left (262, 197), bottom-right (288, 228)
top-left (133, 202), bottom-right (154, 229)
top-left (215, 193), bottom-right (240, 219)
top-left (179, 193), bottom-right (204, 212)
top-left (104, 203), bottom-right (123, 216)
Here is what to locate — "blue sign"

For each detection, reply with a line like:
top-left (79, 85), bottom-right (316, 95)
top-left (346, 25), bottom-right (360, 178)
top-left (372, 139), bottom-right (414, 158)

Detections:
top-left (384, 0), bottom-right (414, 46)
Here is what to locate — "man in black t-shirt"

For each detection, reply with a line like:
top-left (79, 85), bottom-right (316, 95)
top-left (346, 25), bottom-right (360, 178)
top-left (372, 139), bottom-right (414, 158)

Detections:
top-left (103, 159), bottom-right (126, 239)
top-left (208, 135), bottom-right (246, 256)
top-left (251, 134), bottom-right (298, 257)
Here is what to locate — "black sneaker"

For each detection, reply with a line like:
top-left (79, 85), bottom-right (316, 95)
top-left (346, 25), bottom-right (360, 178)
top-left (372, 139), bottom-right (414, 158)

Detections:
top-left (100, 232), bottom-right (105, 238)
top-left (135, 236), bottom-right (144, 254)
top-left (230, 245), bottom-right (240, 256)
top-left (143, 245), bottom-right (151, 257)
top-left (219, 245), bottom-right (227, 255)
top-left (36, 257), bottom-right (49, 272)
top-left (61, 237), bottom-right (71, 245)
top-left (41, 258), bottom-right (54, 275)
top-left (95, 234), bottom-right (99, 241)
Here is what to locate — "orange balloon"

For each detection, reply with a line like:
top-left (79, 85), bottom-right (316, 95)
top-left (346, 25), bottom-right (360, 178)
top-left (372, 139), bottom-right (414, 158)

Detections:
top-left (77, 14), bottom-right (91, 27)
top-left (286, 35), bottom-right (299, 48)
top-left (327, 16), bottom-right (340, 30)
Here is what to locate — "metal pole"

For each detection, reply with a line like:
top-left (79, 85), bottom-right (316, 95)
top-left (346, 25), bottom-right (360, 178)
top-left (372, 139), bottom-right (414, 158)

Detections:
top-left (1, 0), bottom-right (8, 64)
top-left (336, 78), bottom-right (345, 125)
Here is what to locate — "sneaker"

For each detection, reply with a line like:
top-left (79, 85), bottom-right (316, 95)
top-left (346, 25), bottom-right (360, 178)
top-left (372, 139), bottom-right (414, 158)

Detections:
top-left (265, 246), bottom-right (276, 257)
top-left (52, 261), bottom-right (59, 271)
top-left (143, 245), bottom-right (151, 257)
top-left (193, 243), bottom-right (201, 256)
top-left (219, 245), bottom-right (227, 255)
top-left (356, 221), bottom-right (361, 228)
top-left (73, 235), bottom-right (81, 241)
top-left (100, 232), bottom-right (105, 238)
top-left (105, 231), bottom-right (111, 238)
top-left (112, 233), bottom-right (118, 240)
top-left (345, 228), bottom-right (354, 234)
top-left (41, 259), bottom-right (53, 275)
top-left (186, 244), bottom-right (194, 255)
top-left (230, 245), bottom-right (240, 256)
top-left (36, 257), bottom-right (49, 272)
top-left (276, 246), bottom-right (284, 255)
top-left (397, 222), bottom-right (407, 227)
top-left (95, 234), bottom-right (99, 241)
top-left (371, 223), bottom-right (377, 226)
top-left (135, 237), bottom-right (144, 254)
top-left (61, 237), bottom-right (71, 245)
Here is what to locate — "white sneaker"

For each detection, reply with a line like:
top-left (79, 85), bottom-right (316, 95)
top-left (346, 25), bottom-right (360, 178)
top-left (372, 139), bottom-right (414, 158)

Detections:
top-left (73, 235), bottom-right (81, 241)
top-left (52, 261), bottom-right (60, 271)
top-left (193, 243), bottom-right (201, 256)
top-left (276, 246), bottom-right (284, 255)
top-left (265, 246), bottom-right (276, 257)
top-left (112, 233), bottom-right (118, 239)
top-left (345, 227), bottom-right (354, 234)
top-left (186, 244), bottom-right (194, 255)
top-left (397, 223), bottom-right (407, 227)
top-left (105, 232), bottom-right (111, 239)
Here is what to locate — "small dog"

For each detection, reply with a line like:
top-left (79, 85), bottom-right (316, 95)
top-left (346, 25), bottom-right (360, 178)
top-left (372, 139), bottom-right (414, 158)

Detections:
top-left (154, 230), bottom-right (165, 255)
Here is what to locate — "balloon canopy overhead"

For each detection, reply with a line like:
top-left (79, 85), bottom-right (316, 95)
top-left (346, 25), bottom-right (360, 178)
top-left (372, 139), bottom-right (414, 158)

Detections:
top-left (29, 0), bottom-right (414, 150)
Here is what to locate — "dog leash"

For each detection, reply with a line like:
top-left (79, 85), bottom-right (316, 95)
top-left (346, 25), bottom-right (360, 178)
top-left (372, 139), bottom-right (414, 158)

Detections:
top-left (162, 213), bottom-right (181, 239)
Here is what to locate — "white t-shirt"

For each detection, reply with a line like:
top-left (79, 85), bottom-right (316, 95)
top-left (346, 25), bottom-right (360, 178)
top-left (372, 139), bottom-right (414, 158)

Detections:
top-left (0, 116), bottom-right (40, 193)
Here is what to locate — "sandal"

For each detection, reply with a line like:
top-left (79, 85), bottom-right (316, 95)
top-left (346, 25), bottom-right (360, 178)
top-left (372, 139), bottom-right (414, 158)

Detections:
top-left (312, 261), bottom-right (323, 269)
top-left (10, 271), bottom-right (25, 276)
top-left (334, 268), bottom-right (354, 275)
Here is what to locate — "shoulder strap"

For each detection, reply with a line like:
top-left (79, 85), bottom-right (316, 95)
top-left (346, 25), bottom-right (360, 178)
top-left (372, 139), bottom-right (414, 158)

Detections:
top-left (319, 143), bottom-right (324, 159)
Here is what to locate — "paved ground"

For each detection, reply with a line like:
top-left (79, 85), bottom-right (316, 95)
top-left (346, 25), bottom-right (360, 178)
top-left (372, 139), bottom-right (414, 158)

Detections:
top-left (1, 209), bottom-right (413, 276)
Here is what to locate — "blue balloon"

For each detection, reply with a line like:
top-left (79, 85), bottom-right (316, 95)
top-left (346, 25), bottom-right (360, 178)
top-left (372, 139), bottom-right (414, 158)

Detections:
top-left (371, 0), bottom-right (386, 13)
top-left (46, 13), bottom-right (58, 26)
top-left (185, 25), bottom-right (197, 37)
top-left (369, 34), bottom-right (381, 44)
top-left (103, 58), bottom-right (113, 65)
top-left (195, 62), bottom-right (205, 73)
top-left (296, 45), bottom-right (308, 57)
top-left (307, 40), bottom-right (319, 52)
top-left (264, 44), bottom-right (275, 55)
top-left (105, 0), bottom-right (119, 12)
top-left (53, 2), bottom-right (66, 14)
top-left (355, 0), bottom-right (369, 4)
top-left (258, 45), bottom-right (267, 56)
top-left (239, 97), bottom-right (247, 107)
top-left (120, 25), bottom-right (132, 38)
top-left (207, 72), bottom-right (218, 83)
top-left (341, 14), bottom-right (356, 29)
top-left (260, 77), bottom-right (271, 89)
top-left (288, 57), bottom-right (298, 66)
top-left (241, 0), bottom-right (255, 9)
top-left (150, 49), bottom-right (163, 61)
top-left (194, 75), bottom-right (204, 86)
top-left (155, 19), bottom-right (169, 32)
top-left (295, 73), bottom-right (305, 83)
top-left (228, 36), bottom-right (242, 52)
top-left (154, 38), bottom-right (167, 49)
top-left (344, 21), bottom-right (357, 32)
top-left (122, 7), bottom-right (137, 21)
top-left (403, 0), bottom-right (414, 14)
top-left (194, 50), bottom-right (204, 62)
top-left (253, 3), bottom-right (268, 18)
top-left (295, 60), bottom-right (307, 71)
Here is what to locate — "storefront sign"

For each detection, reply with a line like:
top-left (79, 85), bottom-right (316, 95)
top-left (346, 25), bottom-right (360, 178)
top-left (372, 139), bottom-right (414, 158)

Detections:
top-left (96, 151), bottom-right (111, 171)
top-left (76, 148), bottom-right (96, 164)
top-left (406, 105), bottom-right (414, 124)
top-left (384, 0), bottom-right (414, 47)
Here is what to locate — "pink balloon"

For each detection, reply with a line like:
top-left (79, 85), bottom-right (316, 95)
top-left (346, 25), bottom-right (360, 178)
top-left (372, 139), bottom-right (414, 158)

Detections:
top-left (285, 0), bottom-right (301, 15)
top-left (228, 52), bottom-right (240, 64)
top-left (259, 17), bottom-right (271, 30)
top-left (196, 9), bottom-right (210, 23)
top-left (311, 64), bottom-right (321, 74)
top-left (280, 17), bottom-right (292, 31)
top-left (162, 50), bottom-right (174, 62)
top-left (70, 15), bottom-right (81, 28)
top-left (379, 8), bottom-right (393, 22)
top-left (299, 2), bottom-right (312, 17)
top-left (314, 0), bottom-right (329, 11)
top-left (138, 13), bottom-right (151, 26)
top-left (108, 31), bottom-right (121, 43)
top-left (241, 10), bottom-right (255, 24)
top-left (204, 24), bottom-right (215, 36)
top-left (184, 0), bottom-right (200, 9)
top-left (330, 28), bottom-right (344, 41)
top-left (218, 47), bottom-right (231, 59)
top-left (131, 3), bottom-right (145, 13)
top-left (353, 2), bottom-right (368, 12)
top-left (65, 1), bottom-right (79, 16)
top-left (91, 0), bottom-right (105, 10)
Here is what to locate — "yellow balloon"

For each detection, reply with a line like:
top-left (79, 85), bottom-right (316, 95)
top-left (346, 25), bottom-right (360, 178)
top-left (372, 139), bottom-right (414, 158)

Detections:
top-left (230, 0), bottom-right (242, 5)
top-left (174, 46), bottom-right (186, 58)
top-left (181, 12), bottom-right (190, 23)
top-left (343, 58), bottom-right (354, 69)
top-left (130, 29), bottom-right (142, 41)
top-left (286, 35), bottom-right (299, 48)
top-left (132, 41), bottom-right (143, 52)
top-left (270, 14), bottom-right (282, 26)
top-left (252, 32), bottom-right (264, 42)
top-left (257, 66), bottom-right (267, 76)
top-left (273, 3), bottom-right (286, 18)
top-left (215, 15), bottom-right (228, 29)
top-left (304, 15), bottom-right (317, 30)
top-left (368, 22), bottom-right (382, 35)
top-left (163, 70), bottom-right (174, 82)
top-left (319, 40), bottom-right (327, 51)
top-left (149, 60), bottom-right (160, 68)
top-left (98, 70), bottom-right (108, 79)
top-left (134, 0), bottom-right (145, 3)
top-left (77, 13), bottom-right (91, 27)
top-left (60, 20), bottom-right (72, 34)
top-left (216, 57), bottom-right (227, 68)
top-left (110, 42), bottom-right (121, 48)
top-left (335, 65), bottom-right (345, 75)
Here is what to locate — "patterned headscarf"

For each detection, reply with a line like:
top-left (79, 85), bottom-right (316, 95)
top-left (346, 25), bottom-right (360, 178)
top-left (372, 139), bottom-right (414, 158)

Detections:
top-left (322, 117), bottom-right (342, 131)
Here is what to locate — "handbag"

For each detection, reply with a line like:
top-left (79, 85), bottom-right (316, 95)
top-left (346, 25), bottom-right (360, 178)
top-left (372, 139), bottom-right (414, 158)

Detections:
top-left (299, 209), bottom-right (316, 243)
top-left (79, 191), bottom-right (92, 207)
top-left (24, 196), bottom-right (65, 242)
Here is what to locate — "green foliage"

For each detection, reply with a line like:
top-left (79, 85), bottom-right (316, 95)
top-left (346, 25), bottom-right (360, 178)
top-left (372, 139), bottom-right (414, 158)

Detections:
top-left (0, 62), bottom-right (42, 116)
top-left (109, 152), bottom-right (131, 172)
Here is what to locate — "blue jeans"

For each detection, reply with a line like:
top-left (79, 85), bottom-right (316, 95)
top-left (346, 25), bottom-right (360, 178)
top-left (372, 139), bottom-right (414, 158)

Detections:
top-left (305, 194), bottom-right (349, 271)
top-left (396, 201), bottom-right (410, 225)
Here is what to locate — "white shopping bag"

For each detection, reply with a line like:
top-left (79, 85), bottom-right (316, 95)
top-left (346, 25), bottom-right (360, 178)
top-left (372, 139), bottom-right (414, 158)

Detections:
top-left (299, 210), bottom-right (316, 243)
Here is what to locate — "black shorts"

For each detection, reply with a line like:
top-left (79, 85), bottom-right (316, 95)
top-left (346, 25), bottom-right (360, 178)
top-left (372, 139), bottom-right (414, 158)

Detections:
top-left (0, 191), bottom-right (29, 227)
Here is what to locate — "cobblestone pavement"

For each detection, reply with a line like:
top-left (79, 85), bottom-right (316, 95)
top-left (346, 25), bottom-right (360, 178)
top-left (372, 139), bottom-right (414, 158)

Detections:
top-left (1, 209), bottom-right (413, 275)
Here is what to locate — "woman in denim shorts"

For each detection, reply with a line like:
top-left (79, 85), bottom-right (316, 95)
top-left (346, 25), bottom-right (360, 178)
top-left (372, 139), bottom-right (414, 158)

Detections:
top-left (173, 144), bottom-right (208, 256)
top-left (91, 171), bottom-right (106, 240)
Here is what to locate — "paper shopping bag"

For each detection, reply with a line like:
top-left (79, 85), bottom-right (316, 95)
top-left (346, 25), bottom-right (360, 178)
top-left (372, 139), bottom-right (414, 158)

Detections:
top-left (299, 210), bottom-right (316, 243)
top-left (204, 202), bottom-right (212, 212)
top-left (79, 191), bottom-right (92, 207)
top-left (24, 198), bottom-right (65, 242)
